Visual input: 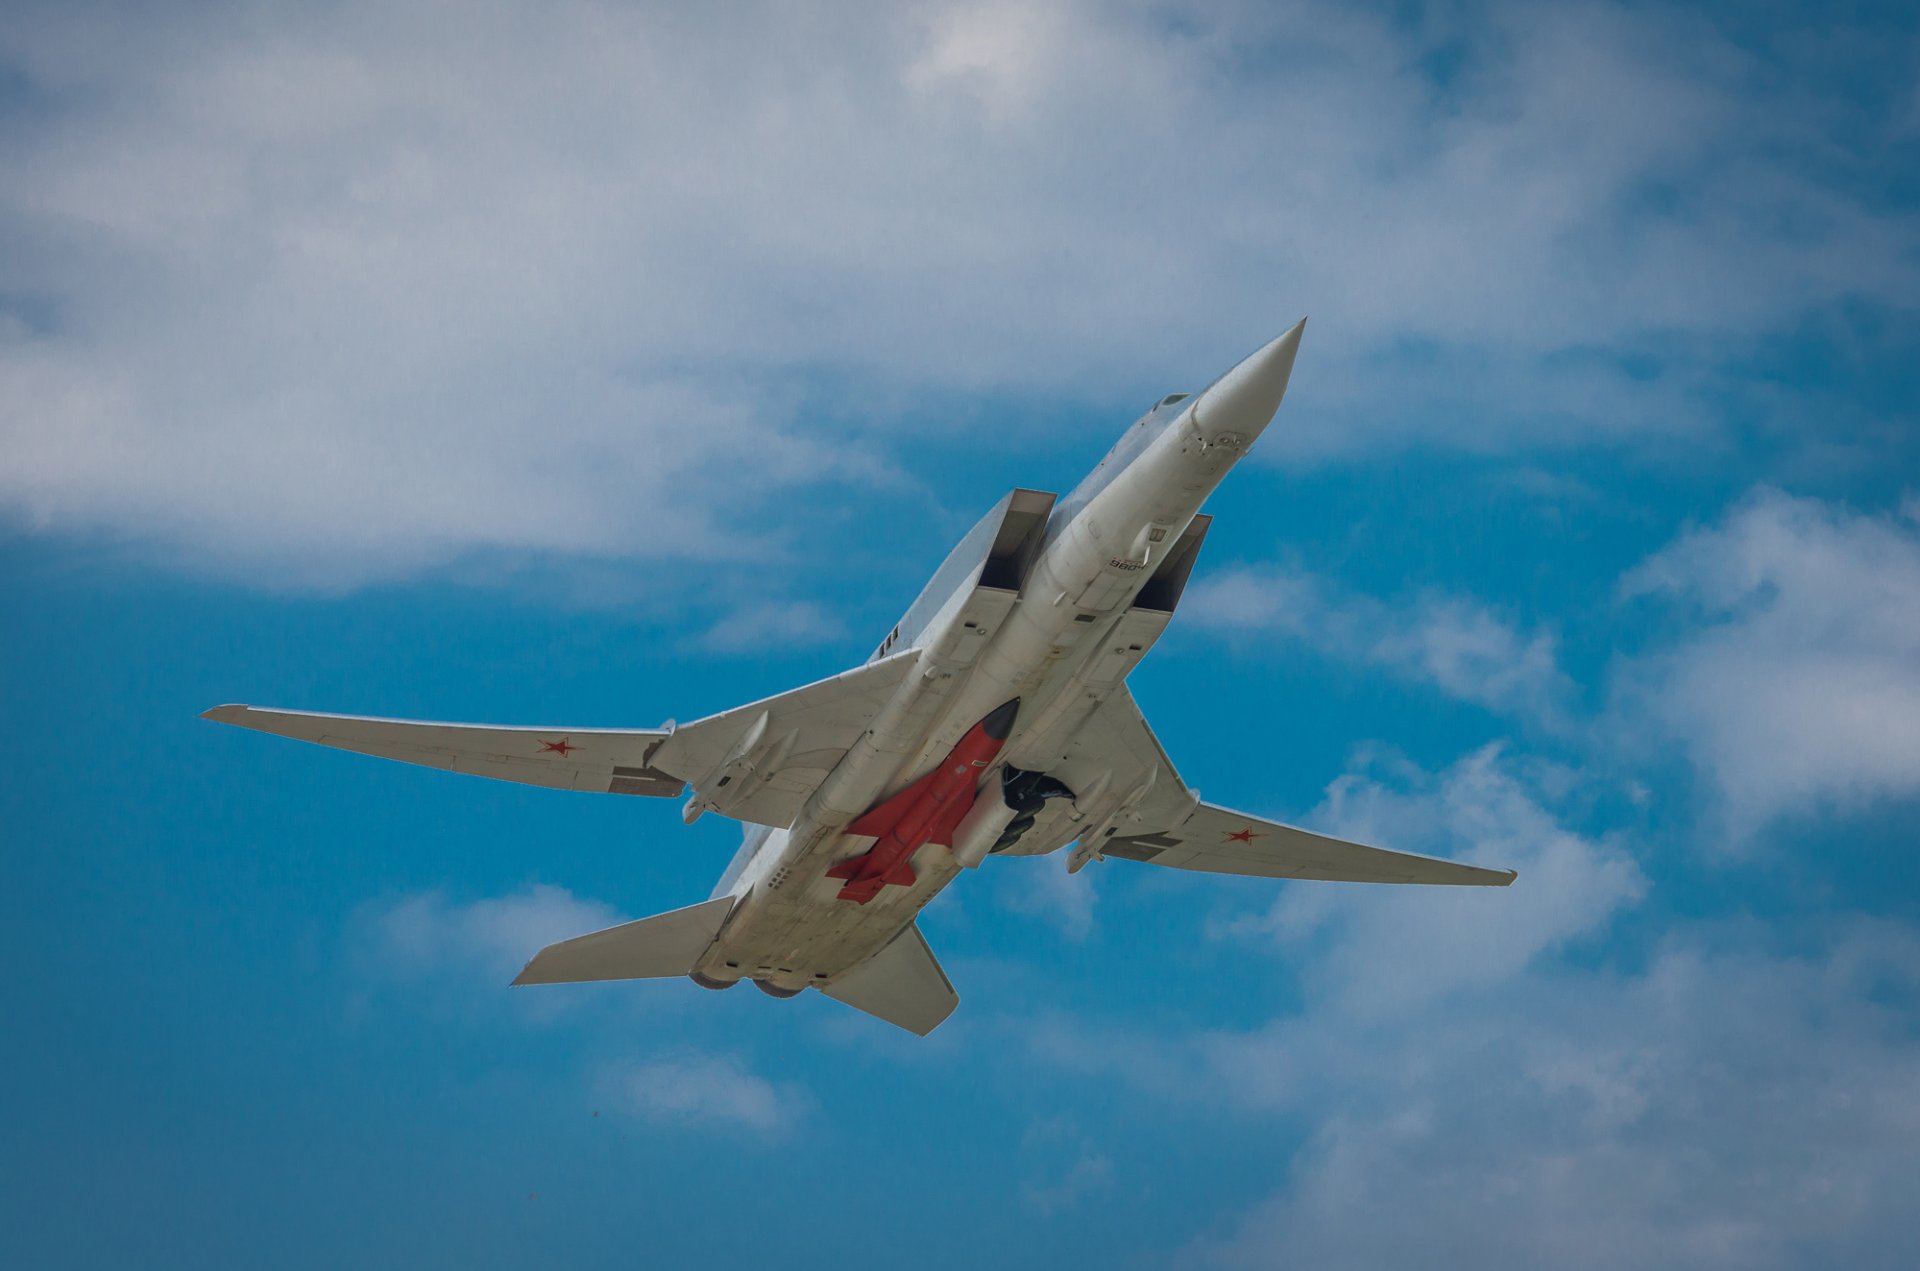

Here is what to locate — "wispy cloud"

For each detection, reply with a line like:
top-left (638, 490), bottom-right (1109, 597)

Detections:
top-left (360, 884), bottom-right (620, 982)
top-left (994, 852), bottom-right (1098, 942)
top-left (606, 1052), bottom-right (808, 1137)
top-left (1186, 925), bottom-right (1920, 1270)
top-left (1185, 567), bottom-right (1575, 727)
top-left (1221, 744), bottom-right (1645, 1019)
top-left (1188, 485), bottom-right (1920, 844)
top-left (1018, 1115), bottom-right (1113, 1214)
top-left (1614, 489), bottom-right (1920, 842)
top-left (692, 599), bottom-right (847, 655)
top-left (1023, 740), bottom-right (1645, 1087)
top-left (1022, 738), bottom-right (1920, 1266)
top-left (354, 890), bottom-right (805, 1137)
top-left (2, 1), bottom-right (1911, 583)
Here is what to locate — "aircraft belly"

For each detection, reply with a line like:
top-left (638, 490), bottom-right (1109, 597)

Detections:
top-left (698, 833), bottom-right (959, 989)
top-left (696, 365), bottom-right (1281, 988)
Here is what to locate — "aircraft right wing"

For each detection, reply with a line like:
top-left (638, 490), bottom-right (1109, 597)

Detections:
top-left (1104, 801), bottom-right (1517, 886)
top-left (1059, 687), bottom-right (1515, 886)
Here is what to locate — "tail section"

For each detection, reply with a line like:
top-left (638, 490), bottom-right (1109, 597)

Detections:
top-left (821, 923), bottom-right (959, 1036)
top-left (512, 896), bottom-right (735, 985)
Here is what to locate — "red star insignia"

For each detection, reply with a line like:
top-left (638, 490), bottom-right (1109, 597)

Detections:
top-left (1224, 827), bottom-right (1262, 843)
top-left (540, 738), bottom-right (576, 757)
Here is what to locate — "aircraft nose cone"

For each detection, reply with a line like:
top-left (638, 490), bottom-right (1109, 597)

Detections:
top-left (1192, 318), bottom-right (1306, 439)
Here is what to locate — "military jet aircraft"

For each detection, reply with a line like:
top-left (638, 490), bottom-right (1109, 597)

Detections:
top-left (205, 321), bottom-right (1514, 1035)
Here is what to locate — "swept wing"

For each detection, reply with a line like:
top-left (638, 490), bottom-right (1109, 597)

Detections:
top-left (202, 650), bottom-right (921, 828)
top-left (199, 705), bottom-right (679, 795)
top-left (1060, 688), bottom-right (1515, 886)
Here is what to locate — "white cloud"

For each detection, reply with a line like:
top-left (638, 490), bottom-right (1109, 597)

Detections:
top-left (1185, 567), bottom-right (1574, 726)
top-left (1187, 925), bottom-right (1920, 1270)
top-left (1020, 739), bottom-right (1920, 1266)
top-left (1022, 1150), bottom-right (1112, 1215)
top-left (1189, 487), bottom-right (1920, 840)
top-left (1, 1), bottom-right (1911, 582)
top-left (354, 890), bottom-right (805, 1136)
top-left (694, 599), bottom-right (847, 654)
top-left (609, 1052), bottom-right (807, 1136)
top-left (1015, 1115), bottom-right (1115, 1216)
top-left (1222, 744), bottom-right (1644, 1020)
top-left (1025, 742), bottom-right (1645, 1088)
top-left (994, 851), bottom-right (1098, 942)
top-left (363, 884), bottom-right (621, 981)
top-left (1615, 489), bottom-right (1920, 840)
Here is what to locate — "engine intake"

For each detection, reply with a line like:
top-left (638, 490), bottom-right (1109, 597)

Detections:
top-left (949, 766), bottom-right (1075, 867)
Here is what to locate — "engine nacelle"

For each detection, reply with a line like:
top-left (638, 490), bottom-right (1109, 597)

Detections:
top-left (688, 970), bottom-right (739, 991)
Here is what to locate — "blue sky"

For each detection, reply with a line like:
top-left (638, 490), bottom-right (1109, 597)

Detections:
top-left (4, 1), bottom-right (1918, 1266)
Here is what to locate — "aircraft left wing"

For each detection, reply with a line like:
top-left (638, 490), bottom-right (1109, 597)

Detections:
top-left (1060, 687), bottom-right (1515, 886)
top-left (821, 922), bottom-right (959, 1036)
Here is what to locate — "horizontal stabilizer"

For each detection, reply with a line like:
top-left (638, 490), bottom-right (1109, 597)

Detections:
top-left (821, 923), bottom-right (958, 1036)
top-left (200, 705), bottom-right (682, 797)
top-left (512, 896), bottom-right (735, 985)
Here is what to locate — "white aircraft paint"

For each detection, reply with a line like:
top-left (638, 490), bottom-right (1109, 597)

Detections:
top-left (205, 322), bottom-right (1515, 1036)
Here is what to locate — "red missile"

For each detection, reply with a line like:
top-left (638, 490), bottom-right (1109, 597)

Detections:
top-left (825, 699), bottom-right (1020, 905)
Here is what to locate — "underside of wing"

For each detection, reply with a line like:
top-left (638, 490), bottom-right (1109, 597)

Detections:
top-left (1063, 687), bottom-right (1515, 886)
top-left (200, 705), bottom-right (683, 796)
top-left (202, 650), bottom-right (922, 827)
top-left (654, 650), bottom-right (921, 827)
top-left (1107, 803), bottom-right (1516, 886)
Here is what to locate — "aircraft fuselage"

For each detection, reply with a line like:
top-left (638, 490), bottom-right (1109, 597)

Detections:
top-left (693, 326), bottom-right (1304, 994)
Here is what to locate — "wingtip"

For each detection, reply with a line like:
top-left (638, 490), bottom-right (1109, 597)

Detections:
top-left (201, 704), bottom-right (247, 723)
top-left (511, 951), bottom-right (563, 986)
top-left (901, 996), bottom-right (960, 1037)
